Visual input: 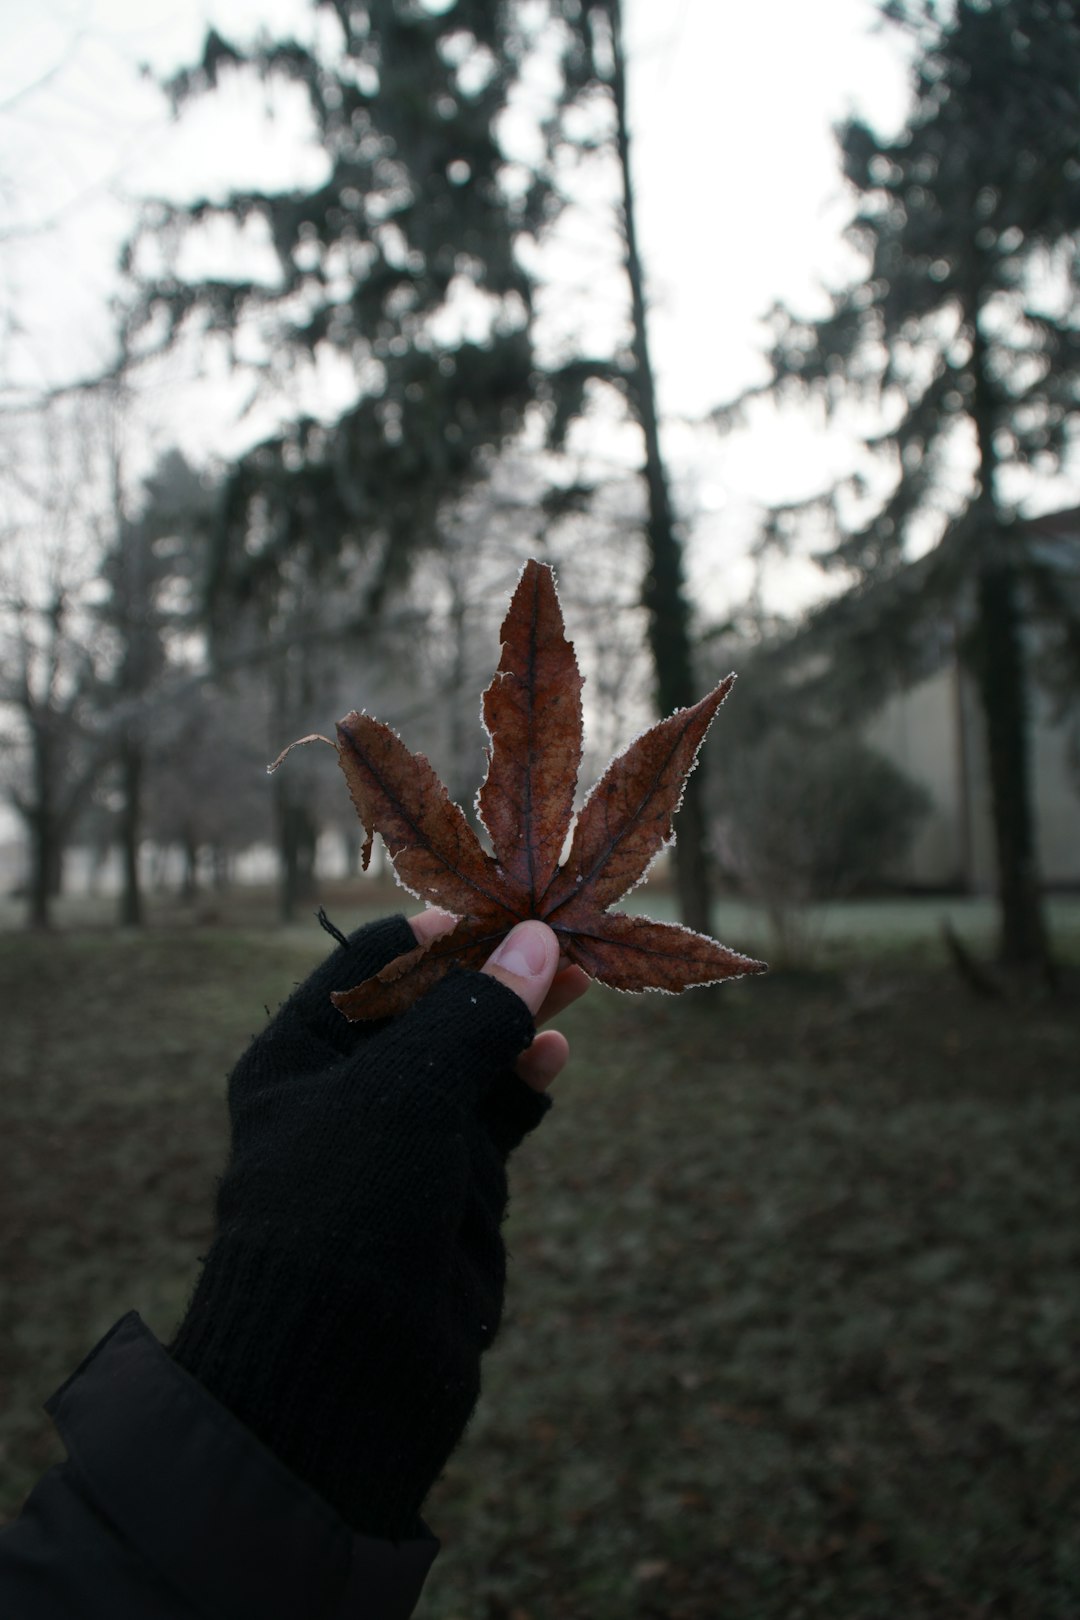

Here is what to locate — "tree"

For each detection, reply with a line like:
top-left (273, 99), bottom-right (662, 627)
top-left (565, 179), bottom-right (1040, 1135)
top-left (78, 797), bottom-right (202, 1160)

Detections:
top-left (0, 394), bottom-right (229, 929)
top-left (0, 400), bottom-right (114, 926)
top-left (598, 0), bottom-right (711, 935)
top-left (120, 4), bottom-right (723, 937)
top-left (95, 448), bottom-right (217, 925)
top-left (719, 0), bottom-right (1080, 970)
top-left (142, 669), bottom-right (275, 900)
top-left (121, 1), bottom-right (599, 633)
top-left (527, 0), bottom-right (711, 932)
top-left (0, 570), bottom-right (102, 927)
top-left (717, 726), bottom-right (929, 963)
top-left (118, 1), bottom-right (644, 921)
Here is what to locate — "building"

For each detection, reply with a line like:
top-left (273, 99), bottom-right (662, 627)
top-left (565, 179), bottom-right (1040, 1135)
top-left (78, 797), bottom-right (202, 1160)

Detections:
top-left (866, 658), bottom-right (1079, 891)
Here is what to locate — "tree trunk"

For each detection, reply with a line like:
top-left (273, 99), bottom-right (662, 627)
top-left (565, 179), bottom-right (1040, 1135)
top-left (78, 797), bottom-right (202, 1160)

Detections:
top-left (181, 831), bottom-right (200, 899)
top-left (972, 561), bottom-right (1050, 967)
top-left (27, 817), bottom-right (53, 930)
top-left (45, 839), bottom-right (65, 899)
top-left (608, 0), bottom-right (712, 936)
top-left (212, 845), bottom-right (232, 892)
top-left (966, 285), bottom-right (1051, 971)
top-left (25, 728), bottom-right (58, 929)
top-left (117, 738), bottom-right (145, 927)
top-left (24, 810), bottom-right (66, 928)
top-left (343, 829), bottom-right (363, 878)
top-left (277, 787), bottom-right (318, 923)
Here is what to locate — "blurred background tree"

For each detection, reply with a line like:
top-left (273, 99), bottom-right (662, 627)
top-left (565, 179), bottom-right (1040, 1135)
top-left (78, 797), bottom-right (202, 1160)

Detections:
top-left (115, 0), bottom-right (719, 928)
top-left (0, 396), bottom-right (119, 928)
top-left (567, 0), bottom-right (711, 933)
top-left (120, 1), bottom-right (597, 621)
top-left (1, 0), bottom-right (1078, 941)
top-left (716, 725), bottom-right (930, 964)
top-left (716, 0), bottom-right (1080, 972)
top-left (94, 446), bottom-right (217, 926)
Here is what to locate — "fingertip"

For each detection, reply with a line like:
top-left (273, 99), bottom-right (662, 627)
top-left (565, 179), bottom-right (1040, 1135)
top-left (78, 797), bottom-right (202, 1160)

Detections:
top-left (515, 1028), bottom-right (569, 1091)
top-left (409, 907), bottom-right (459, 946)
top-left (482, 920), bottom-right (561, 1015)
top-left (536, 963), bottom-right (591, 1025)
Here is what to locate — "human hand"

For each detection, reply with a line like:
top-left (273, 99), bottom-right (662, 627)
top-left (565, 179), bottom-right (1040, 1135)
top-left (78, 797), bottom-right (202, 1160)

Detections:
top-left (411, 905), bottom-right (590, 1091)
top-left (169, 912), bottom-right (587, 1541)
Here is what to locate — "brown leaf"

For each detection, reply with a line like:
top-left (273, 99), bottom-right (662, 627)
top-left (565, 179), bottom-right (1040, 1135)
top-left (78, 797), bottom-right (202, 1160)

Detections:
top-left (331, 917), bottom-right (501, 1019)
top-left (292, 559), bottom-right (767, 1017)
top-left (336, 711), bottom-right (517, 921)
top-left (478, 559), bottom-right (583, 904)
top-left (542, 676), bottom-right (735, 916)
top-left (552, 908), bottom-right (763, 994)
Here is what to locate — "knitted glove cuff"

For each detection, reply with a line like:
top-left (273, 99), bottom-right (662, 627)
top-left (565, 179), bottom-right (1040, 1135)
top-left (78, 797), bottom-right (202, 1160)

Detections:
top-left (170, 1238), bottom-right (472, 1540)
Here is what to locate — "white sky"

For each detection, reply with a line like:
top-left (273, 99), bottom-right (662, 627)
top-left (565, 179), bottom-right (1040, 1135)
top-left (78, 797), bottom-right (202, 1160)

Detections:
top-left (1, 0), bottom-right (914, 618)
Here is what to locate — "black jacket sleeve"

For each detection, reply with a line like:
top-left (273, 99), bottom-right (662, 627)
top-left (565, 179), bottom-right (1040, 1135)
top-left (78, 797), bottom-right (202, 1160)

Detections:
top-left (0, 1313), bottom-right (439, 1619)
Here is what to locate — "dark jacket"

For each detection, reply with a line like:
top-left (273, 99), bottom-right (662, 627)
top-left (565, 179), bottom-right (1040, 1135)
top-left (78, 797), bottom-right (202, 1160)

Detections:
top-left (0, 1313), bottom-right (439, 1619)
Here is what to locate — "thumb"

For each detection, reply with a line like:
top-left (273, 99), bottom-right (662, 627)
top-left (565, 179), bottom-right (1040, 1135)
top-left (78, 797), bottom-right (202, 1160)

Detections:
top-left (481, 921), bottom-right (561, 1015)
top-left (358, 922), bottom-right (561, 1119)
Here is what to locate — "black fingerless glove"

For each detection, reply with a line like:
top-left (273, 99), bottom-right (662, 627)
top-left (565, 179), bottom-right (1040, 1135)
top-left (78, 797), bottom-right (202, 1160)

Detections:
top-left (169, 915), bottom-right (551, 1541)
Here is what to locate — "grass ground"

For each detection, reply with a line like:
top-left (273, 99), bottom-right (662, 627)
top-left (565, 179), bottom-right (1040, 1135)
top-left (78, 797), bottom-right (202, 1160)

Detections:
top-left (1, 886), bottom-right (1078, 1616)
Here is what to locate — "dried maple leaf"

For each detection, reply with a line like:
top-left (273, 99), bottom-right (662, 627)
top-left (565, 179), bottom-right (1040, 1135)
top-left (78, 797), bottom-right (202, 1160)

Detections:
top-left (315, 559), bottom-right (765, 1017)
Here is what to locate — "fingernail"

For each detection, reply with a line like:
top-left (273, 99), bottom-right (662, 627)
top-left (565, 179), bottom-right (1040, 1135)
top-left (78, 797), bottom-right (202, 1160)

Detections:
top-left (490, 921), bottom-right (550, 980)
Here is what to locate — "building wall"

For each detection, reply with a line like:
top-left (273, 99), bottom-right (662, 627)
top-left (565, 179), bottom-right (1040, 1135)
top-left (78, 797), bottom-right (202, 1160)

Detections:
top-left (865, 661), bottom-right (1080, 889)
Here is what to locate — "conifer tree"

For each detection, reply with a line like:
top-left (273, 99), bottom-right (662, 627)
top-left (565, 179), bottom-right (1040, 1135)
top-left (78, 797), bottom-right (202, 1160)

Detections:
top-left (722, 0), bottom-right (1080, 969)
top-left (122, 1), bottom-right (594, 625)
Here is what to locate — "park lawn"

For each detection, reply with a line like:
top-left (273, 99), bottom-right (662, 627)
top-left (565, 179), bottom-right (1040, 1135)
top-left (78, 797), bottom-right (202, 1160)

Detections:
top-left (1, 917), bottom-right (1078, 1618)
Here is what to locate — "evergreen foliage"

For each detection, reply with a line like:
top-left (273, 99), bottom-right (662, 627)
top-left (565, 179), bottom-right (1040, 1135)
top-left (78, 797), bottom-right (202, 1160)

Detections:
top-left (718, 0), bottom-right (1080, 966)
top-left (121, 0), bottom-right (600, 629)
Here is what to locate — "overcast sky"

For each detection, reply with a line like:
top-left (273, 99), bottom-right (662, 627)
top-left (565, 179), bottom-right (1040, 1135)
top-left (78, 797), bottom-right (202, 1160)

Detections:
top-left (2, 0), bottom-right (913, 613)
